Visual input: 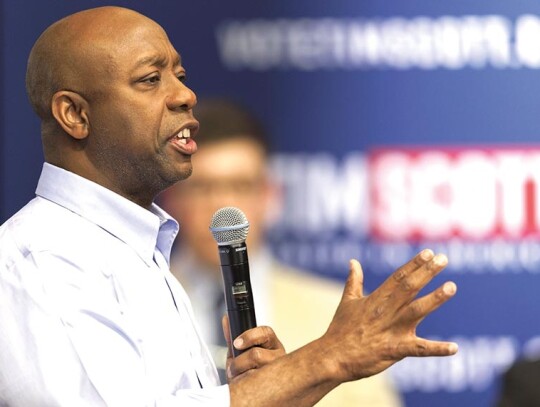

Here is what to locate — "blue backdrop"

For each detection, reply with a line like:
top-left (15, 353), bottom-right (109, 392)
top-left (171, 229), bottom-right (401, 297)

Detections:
top-left (3, 1), bottom-right (540, 406)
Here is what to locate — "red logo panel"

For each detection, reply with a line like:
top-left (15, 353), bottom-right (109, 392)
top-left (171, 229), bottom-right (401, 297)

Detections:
top-left (369, 147), bottom-right (540, 241)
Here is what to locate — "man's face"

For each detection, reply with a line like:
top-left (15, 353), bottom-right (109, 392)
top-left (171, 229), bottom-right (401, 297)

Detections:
top-left (163, 138), bottom-right (275, 268)
top-left (81, 17), bottom-right (198, 202)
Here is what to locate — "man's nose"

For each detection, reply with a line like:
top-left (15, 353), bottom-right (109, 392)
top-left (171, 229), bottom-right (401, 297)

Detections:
top-left (166, 76), bottom-right (197, 111)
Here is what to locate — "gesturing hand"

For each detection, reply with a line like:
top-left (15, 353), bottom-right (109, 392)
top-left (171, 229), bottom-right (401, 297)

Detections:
top-left (323, 248), bottom-right (458, 383)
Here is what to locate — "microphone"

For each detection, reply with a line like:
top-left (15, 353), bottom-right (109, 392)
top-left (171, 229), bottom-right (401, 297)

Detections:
top-left (209, 207), bottom-right (257, 357)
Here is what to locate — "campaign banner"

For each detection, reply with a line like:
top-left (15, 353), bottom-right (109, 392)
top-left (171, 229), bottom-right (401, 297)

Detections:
top-left (4, 1), bottom-right (540, 406)
top-left (268, 147), bottom-right (540, 405)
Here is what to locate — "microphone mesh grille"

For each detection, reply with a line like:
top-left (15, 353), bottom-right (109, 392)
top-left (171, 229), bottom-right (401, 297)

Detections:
top-left (209, 207), bottom-right (250, 245)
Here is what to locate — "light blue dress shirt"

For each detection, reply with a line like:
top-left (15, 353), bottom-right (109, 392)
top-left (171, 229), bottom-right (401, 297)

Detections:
top-left (0, 163), bottom-right (229, 406)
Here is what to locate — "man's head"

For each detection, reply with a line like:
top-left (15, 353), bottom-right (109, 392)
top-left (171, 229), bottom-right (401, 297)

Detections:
top-left (26, 6), bottom-right (198, 207)
top-left (160, 99), bottom-right (278, 268)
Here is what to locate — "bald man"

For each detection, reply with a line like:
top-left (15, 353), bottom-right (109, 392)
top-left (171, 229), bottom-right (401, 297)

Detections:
top-left (0, 6), bottom-right (458, 407)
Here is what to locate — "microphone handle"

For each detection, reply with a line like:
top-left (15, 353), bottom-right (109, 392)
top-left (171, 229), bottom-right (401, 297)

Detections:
top-left (218, 242), bottom-right (257, 357)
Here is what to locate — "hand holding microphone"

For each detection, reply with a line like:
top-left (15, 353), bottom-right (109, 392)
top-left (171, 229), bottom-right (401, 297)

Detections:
top-left (209, 207), bottom-right (257, 357)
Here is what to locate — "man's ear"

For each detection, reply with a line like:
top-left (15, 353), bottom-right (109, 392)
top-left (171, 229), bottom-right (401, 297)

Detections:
top-left (50, 91), bottom-right (90, 140)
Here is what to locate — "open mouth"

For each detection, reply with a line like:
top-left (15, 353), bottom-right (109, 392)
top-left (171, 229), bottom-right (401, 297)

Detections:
top-left (170, 127), bottom-right (198, 155)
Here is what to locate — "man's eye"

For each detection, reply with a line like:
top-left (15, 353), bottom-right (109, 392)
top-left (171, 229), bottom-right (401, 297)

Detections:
top-left (177, 74), bottom-right (187, 83)
top-left (142, 75), bottom-right (160, 84)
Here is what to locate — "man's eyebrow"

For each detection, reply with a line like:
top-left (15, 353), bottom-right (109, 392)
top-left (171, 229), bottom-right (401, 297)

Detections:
top-left (133, 53), bottom-right (182, 69)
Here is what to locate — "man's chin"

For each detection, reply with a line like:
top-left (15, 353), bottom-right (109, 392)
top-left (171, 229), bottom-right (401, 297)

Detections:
top-left (169, 163), bottom-right (193, 184)
top-left (178, 166), bottom-right (193, 181)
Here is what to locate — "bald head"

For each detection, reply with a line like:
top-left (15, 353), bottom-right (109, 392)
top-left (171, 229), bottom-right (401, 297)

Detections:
top-left (24, 6), bottom-right (198, 207)
top-left (26, 6), bottom-right (160, 121)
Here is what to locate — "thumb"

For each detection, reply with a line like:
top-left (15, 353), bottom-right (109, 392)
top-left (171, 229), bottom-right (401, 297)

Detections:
top-left (341, 259), bottom-right (364, 301)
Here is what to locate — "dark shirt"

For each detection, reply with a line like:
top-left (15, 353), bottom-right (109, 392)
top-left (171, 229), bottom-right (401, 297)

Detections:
top-left (497, 358), bottom-right (540, 407)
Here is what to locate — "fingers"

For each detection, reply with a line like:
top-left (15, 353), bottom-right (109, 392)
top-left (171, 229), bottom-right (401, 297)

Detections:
top-left (378, 249), bottom-right (448, 307)
top-left (227, 325), bottom-right (286, 381)
top-left (392, 249), bottom-right (435, 284)
top-left (392, 249), bottom-right (443, 287)
top-left (392, 279), bottom-right (458, 360)
top-left (407, 252), bottom-right (448, 291)
top-left (233, 326), bottom-right (284, 353)
top-left (228, 345), bottom-right (284, 380)
top-left (341, 259), bottom-right (364, 301)
top-left (398, 337), bottom-right (459, 358)
top-left (404, 281), bottom-right (457, 323)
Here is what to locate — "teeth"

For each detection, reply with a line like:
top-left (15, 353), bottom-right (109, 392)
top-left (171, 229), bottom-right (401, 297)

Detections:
top-left (175, 128), bottom-right (191, 144)
top-left (176, 128), bottom-right (191, 140)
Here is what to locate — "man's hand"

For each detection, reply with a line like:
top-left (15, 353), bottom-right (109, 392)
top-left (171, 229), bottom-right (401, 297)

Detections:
top-left (222, 315), bottom-right (286, 382)
top-left (322, 248), bottom-right (458, 383)
top-left (227, 249), bottom-right (458, 406)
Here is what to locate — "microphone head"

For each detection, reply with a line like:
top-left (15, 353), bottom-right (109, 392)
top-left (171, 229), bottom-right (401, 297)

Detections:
top-left (209, 207), bottom-right (250, 246)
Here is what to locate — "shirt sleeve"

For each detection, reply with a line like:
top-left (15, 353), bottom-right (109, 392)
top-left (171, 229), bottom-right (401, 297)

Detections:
top-left (0, 248), bottom-right (231, 407)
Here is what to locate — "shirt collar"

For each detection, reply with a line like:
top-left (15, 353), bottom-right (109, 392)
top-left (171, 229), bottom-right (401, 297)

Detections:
top-left (35, 163), bottom-right (179, 267)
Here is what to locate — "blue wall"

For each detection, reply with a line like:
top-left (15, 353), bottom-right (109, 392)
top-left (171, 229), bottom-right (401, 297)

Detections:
top-left (4, 1), bottom-right (540, 406)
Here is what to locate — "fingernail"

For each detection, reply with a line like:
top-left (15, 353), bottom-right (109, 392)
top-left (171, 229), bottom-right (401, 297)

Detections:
top-left (420, 249), bottom-right (434, 261)
top-left (233, 337), bottom-right (243, 349)
top-left (449, 342), bottom-right (459, 354)
top-left (433, 254), bottom-right (448, 267)
top-left (443, 282), bottom-right (456, 295)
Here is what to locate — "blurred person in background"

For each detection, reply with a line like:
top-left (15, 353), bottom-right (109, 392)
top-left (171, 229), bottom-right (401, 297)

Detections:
top-left (160, 98), bottom-right (404, 406)
top-left (496, 355), bottom-right (540, 407)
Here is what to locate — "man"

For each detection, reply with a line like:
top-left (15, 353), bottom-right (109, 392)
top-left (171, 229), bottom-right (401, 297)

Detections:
top-left (0, 6), bottom-right (458, 406)
top-left (160, 98), bottom-right (404, 406)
